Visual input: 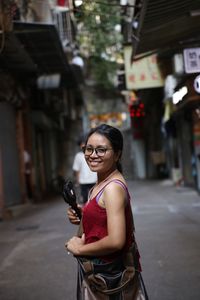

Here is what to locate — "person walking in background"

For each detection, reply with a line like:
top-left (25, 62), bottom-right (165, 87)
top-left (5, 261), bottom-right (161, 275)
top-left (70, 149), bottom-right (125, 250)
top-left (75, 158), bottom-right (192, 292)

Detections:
top-left (23, 149), bottom-right (32, 199)
top-left (72, 134), bottom-right (97, 204)
top-left (66, 124), bottom-right (148, 299)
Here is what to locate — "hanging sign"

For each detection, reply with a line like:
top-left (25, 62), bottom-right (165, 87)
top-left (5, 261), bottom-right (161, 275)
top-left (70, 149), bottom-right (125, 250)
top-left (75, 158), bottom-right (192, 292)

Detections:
top-left (124, 46), bottom-right (164, 90)
top-left (183, 48), bottom-right (200, 74)
top-left (194, 74), bottom-right (200, 93)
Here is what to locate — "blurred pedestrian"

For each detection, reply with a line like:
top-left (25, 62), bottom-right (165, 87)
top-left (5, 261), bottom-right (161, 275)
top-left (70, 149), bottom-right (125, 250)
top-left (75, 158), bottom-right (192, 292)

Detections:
top-left (72, 134), bottom-right (97, 204)
top-left (66, 124), bottom-right (148, 299)
top-left (23, 149), bottom-right (32, 199)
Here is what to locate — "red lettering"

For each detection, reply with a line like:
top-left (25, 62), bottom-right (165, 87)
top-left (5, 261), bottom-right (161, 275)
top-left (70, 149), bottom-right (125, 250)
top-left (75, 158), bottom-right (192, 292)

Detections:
top-left (140, 74), bottom-right (146, 81)
top-left (129, 75), bottom-right (135, 82)
top-left (151, 73), bottom-right (158, 80)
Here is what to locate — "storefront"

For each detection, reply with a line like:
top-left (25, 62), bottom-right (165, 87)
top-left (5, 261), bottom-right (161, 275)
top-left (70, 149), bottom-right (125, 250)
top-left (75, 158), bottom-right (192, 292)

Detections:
top-left (168, 77), bottom-right (200, 190)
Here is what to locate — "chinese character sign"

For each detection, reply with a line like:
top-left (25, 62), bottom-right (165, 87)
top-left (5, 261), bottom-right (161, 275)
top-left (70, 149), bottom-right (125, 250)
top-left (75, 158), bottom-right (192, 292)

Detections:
top-left (124, 46), bottom-right (164, 89)
top-left (183, 48), bottom-right (200, 74)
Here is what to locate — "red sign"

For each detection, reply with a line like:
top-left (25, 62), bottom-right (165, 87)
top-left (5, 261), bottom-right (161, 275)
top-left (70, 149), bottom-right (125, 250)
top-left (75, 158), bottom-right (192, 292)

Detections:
top-left (57, 0), bottom-right (69, 6)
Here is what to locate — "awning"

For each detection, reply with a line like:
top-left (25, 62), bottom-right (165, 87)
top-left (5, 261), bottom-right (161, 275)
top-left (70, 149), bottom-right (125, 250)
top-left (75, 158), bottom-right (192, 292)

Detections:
top-left (13, 21), bottom-right (71, 74)
top-left (0, 22), bottom-right (73, 74)
top-left (133, 0), bottom-right (200, 57)
top-left (0, 21), bottom-right (78, 88)
top-left (0, 32), bottom-right (37, 73)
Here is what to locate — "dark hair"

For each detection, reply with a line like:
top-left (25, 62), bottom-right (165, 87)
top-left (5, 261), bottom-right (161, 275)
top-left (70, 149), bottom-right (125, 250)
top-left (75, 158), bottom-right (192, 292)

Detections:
top-left (77, 133), bottom-right (87, 146)
top-left (85, 124), bottom-right (123, 173)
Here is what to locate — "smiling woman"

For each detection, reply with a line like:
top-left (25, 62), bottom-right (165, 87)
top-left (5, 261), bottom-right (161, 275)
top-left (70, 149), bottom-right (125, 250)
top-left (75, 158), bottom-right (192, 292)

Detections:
top-left (65, 124), bottom-right (149, 299)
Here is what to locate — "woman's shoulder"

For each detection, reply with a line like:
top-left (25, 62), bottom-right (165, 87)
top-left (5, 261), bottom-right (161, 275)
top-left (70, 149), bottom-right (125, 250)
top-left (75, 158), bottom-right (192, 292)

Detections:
top-left (96, 177), bottom-right (129, 207)
top-left (104, 177), bottom-right (128, 194)
top-left (108, 172), bottom-right (127, 185)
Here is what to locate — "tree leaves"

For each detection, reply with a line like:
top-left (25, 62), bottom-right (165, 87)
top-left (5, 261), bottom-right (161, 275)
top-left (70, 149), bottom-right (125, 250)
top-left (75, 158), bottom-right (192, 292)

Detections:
top-left (75, 0), bottom-right (122, 90)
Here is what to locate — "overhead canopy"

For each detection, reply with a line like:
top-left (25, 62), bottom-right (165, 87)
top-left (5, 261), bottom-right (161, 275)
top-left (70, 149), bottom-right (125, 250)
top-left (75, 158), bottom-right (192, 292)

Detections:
top-left (0, 21), bottom-right (79, 88)
top-left (134, 0), bottom-right (200, 56)
top-left (13, 22), bottom-right (71, 74)
top-left (0, 32), bottom-right (37, 73)
top-left (0, 22), bottom-right (73, 74)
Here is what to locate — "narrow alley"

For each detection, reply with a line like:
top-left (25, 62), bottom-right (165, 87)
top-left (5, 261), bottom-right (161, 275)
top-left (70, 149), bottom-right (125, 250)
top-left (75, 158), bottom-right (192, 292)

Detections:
top-left (0, 180), bottom-right (200, 300)
top-left (1, 1), bottom-right (200, 299)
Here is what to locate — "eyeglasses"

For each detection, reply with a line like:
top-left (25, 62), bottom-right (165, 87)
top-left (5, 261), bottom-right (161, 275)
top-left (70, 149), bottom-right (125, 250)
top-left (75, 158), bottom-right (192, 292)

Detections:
top-left (82, 146), bottom-right (113, 157)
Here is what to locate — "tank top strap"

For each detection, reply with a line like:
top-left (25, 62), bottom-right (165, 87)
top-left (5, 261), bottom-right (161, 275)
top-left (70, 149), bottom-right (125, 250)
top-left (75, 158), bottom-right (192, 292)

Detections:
top-left (96, 179), bottom-right (129, 203)
top-left (88, 187), bottom-right (94, 200)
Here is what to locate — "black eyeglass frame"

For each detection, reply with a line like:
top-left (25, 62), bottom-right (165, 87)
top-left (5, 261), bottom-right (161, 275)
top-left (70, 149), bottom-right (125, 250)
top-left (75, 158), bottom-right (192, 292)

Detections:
top-left (82, 146), bottom-right (113, 157)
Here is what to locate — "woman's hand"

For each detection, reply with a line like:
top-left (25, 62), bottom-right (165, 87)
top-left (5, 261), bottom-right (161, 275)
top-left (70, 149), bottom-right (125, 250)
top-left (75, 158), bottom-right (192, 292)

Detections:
top-left (67, 205), bottom-right (82, 225)
top-left (65, 234), bottom-right (85, 256)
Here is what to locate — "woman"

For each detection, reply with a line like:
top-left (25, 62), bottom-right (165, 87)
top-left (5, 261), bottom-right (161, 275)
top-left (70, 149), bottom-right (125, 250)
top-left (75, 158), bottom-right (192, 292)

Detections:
top-left (65, 124), bottom-right (147, 299)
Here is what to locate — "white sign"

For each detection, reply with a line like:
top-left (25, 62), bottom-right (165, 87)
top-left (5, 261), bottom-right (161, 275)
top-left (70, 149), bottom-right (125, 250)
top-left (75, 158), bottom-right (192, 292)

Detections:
top-left (194, 75), bottom-right (200, 94)
top-left (173, 53), bottom-right (184, 75)
top-left (183, 48), bottom-right (200, 74)
top-left (124, 46), bottom-right (164, 90)
top-left (37, 74), bottom-right (61, 89)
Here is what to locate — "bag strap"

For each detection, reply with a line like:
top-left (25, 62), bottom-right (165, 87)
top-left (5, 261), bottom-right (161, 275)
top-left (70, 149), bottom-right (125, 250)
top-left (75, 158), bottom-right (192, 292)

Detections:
top-left (76, 219), bottom-right (83, 237)
top-left (124, 242), bottom-right (138, 265)
top-left (81, 259), bottom-right (94, 274)
top-left (139, 273), bottom-right (149, 300)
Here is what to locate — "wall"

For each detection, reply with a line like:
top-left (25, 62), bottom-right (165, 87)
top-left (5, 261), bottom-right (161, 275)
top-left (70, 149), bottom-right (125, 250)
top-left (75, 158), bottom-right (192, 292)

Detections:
top-left (0, 102), bottom-right (21, 207)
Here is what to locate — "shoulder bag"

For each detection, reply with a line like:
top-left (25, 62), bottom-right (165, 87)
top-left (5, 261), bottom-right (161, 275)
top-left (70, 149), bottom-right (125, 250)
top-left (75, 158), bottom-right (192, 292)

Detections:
top-left (76, 243), bottom-right (149, 300)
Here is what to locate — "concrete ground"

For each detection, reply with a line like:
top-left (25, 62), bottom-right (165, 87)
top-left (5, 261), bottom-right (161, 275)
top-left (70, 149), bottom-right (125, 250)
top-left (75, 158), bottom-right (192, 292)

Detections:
top-left (0, 179), bottom-right (200, 300)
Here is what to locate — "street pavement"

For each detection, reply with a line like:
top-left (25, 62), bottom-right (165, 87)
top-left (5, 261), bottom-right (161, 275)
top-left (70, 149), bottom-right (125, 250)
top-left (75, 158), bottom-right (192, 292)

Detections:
top-left (0, 180), bottom-right (200, 300)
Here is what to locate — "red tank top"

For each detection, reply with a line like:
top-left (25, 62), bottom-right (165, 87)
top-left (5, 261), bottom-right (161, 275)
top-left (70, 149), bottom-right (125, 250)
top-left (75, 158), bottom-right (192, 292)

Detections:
top-left (82, 179), bottom-right (136, 262)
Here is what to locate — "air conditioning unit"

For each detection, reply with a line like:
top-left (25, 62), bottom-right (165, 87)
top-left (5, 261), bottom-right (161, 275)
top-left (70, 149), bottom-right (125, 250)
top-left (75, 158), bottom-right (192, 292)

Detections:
top-left (52, 7), bottom-right (72, 46)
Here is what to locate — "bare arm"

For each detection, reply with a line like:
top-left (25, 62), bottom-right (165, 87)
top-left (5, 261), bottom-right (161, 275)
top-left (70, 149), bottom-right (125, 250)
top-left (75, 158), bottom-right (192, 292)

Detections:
top-left (66, 182), bottom-right (126, 256)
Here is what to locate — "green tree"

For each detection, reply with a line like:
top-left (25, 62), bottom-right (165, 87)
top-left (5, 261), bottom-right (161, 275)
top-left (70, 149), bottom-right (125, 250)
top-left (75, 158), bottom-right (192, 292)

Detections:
top-left (75, 0), bottom-right (123, 90)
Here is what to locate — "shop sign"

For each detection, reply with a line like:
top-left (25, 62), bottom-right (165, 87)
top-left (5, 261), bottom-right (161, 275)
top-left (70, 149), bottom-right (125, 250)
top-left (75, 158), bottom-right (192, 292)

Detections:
top-left (124, 46), bottom-right (164, 90)
top-left (37, 74), bottom-right (61, 89)
top-left (89, 112), bottom-right (130, 130)
top-left (172, 86), bottom-right (188, 105)
top-left (183, 48), bottom-right (200, 73)
top-left (173, 53), bottom-right (184, 75)
top-left (57, 0), bottom-right (69, 6)
top-left (194, 74), bottom-right (200, 94)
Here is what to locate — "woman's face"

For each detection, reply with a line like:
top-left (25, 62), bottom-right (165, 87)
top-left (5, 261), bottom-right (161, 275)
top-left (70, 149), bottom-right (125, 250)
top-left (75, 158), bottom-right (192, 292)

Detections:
top-left (85, 133), bottom-right (119, 174)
